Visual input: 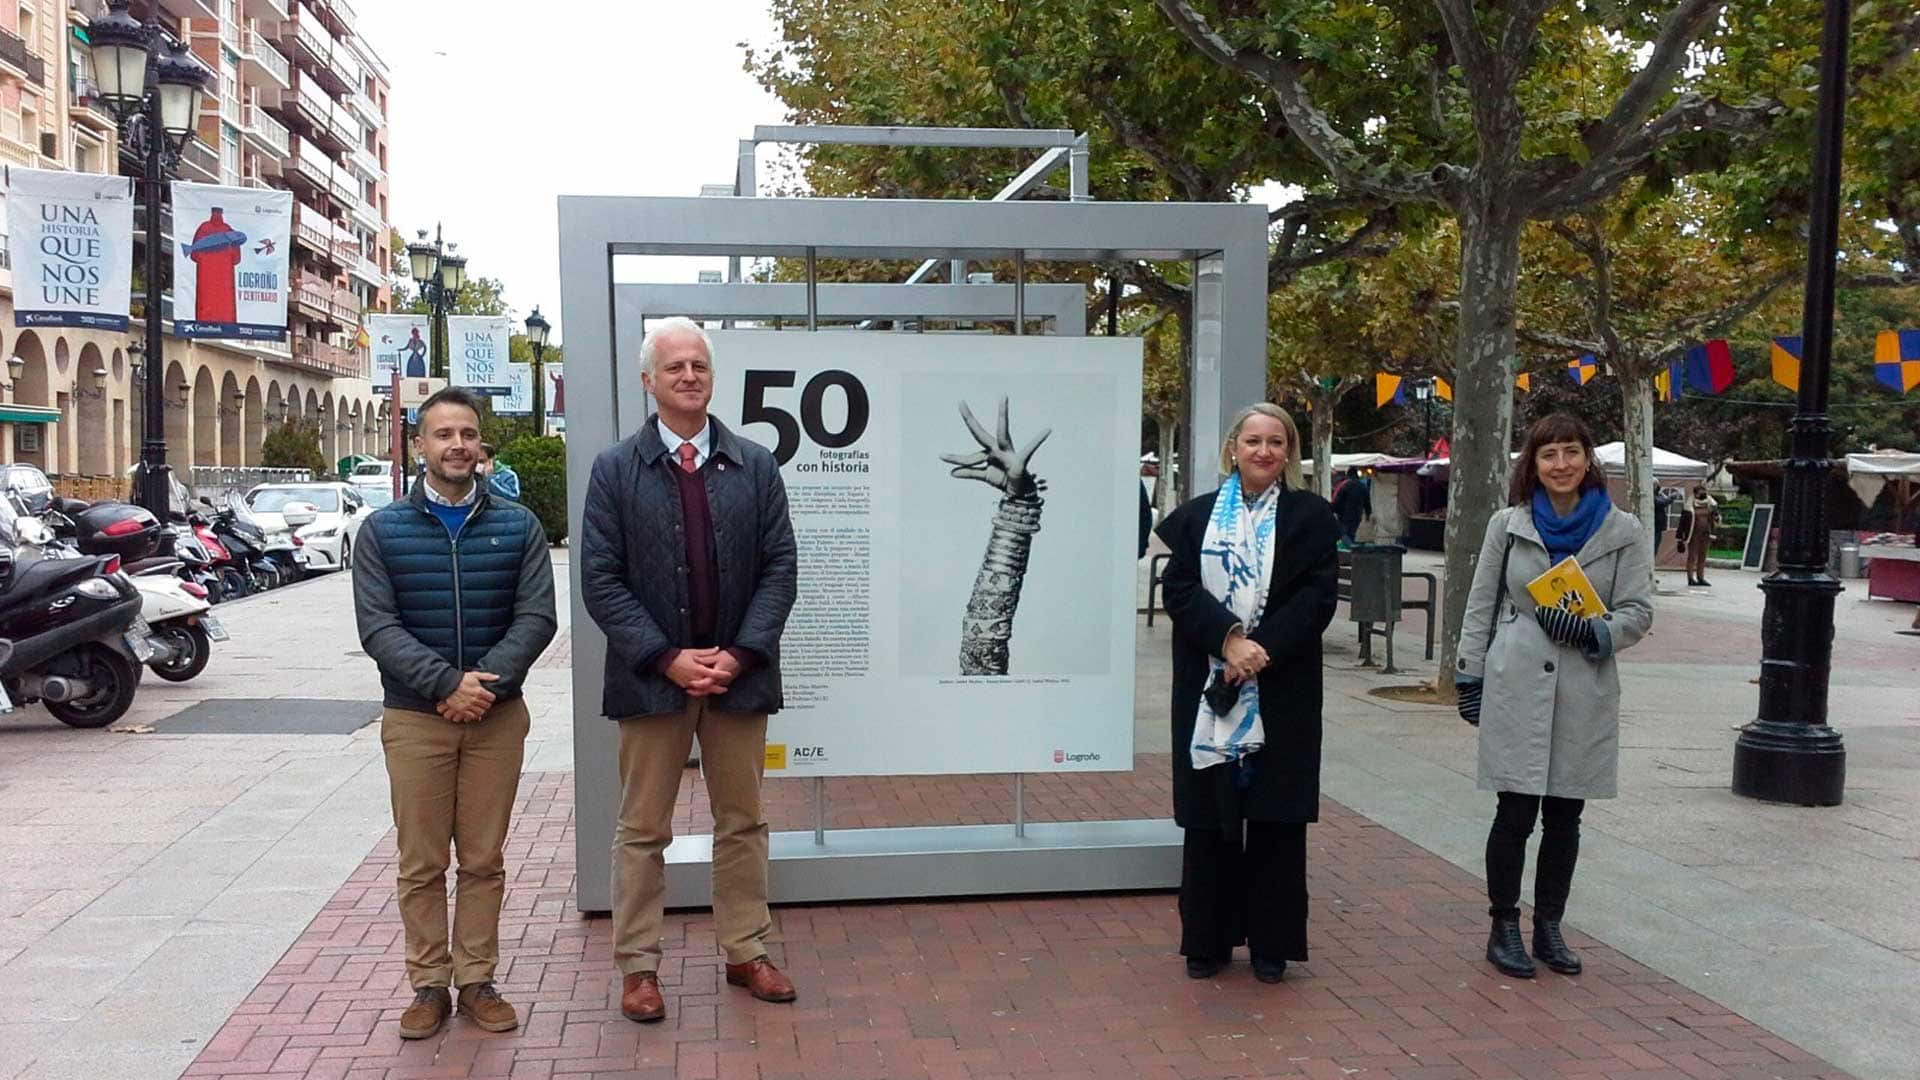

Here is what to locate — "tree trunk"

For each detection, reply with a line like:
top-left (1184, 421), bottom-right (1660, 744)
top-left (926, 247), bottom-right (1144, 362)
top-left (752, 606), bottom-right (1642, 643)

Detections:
top-left (1620, 370), bottom-right (1659, 589)
top-left (1310, 389), bottom-right (1336, 500)
top-left (1436, 208), bottom-right (1525, 698)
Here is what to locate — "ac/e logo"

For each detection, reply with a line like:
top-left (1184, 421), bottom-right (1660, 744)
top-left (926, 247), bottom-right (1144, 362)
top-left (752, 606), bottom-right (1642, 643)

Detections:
top-left (791, 746), bottom-right (827, 758)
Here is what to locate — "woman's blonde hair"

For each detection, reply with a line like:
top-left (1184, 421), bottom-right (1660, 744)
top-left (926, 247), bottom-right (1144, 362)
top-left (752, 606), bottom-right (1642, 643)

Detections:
top-left (1218, 403), bottom-right (1304, 490)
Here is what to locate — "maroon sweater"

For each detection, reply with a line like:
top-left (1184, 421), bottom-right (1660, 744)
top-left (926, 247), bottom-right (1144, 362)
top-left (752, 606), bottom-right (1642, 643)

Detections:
top-left (655, 453), bottom-right (760, 675)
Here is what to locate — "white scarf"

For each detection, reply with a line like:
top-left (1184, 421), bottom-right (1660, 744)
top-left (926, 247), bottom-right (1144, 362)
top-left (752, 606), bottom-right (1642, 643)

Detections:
top-left (1192, 472), bottom-right (1280, 770)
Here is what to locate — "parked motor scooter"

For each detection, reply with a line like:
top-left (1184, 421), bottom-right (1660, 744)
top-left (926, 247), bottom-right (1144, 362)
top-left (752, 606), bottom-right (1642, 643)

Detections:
top-left (129, 573), bottom-right (225, 682)
top-left (0, 495), bottom-right (151, 728)
top-left (204, 497), bottom-right (278, 591)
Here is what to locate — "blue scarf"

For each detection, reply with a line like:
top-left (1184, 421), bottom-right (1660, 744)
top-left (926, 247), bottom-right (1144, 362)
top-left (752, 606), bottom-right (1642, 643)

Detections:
top-left (1532, 487), bottom-right (1611, 564)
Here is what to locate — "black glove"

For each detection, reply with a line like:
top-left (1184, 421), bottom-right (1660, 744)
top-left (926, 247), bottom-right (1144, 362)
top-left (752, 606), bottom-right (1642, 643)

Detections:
top-left (1535, 606), bottom-right (1598, 652)
top-left (1456, 677), bottom-right (1483, 726)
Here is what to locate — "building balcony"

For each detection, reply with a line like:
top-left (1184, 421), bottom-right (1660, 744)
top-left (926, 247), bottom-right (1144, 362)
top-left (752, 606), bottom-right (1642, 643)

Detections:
top-left (289, 13), bottom-right (337, 68)
top-left (293, 204), bottom-right (335, 256)
top-left (327, 109), bottom-right (360, 152)
top-left (167, 0), bottom-right (222, 22)
top-left (70, 84), bottom-right (120, 135)
top-left (348, 254), bottom-right (383, 288)
top-left (291, 277), bottom-right (338, 321)
top-left (346, 193), bottom-right (381, 233)
top-left (289, 134), bottom-right (333, 187)
top-left (244, 0), bottom-right (290, 24)
top-left (290, 75), bottom-right (335, 131)
top-left (0, 29), bottom-right (46, 86)
top-left (330, 232), bottom-right (358, 265)
top-left (177, 137), bottom-right (221, 183)
top-left (291, 337), bottom-right (360, 378)
top-left (346, 87), bottom-right (380, 127)
top-left (330, 285), bottom-right (361, 326)
top-left (219, 93), bottom-right (242, 130)
top-left (241, 28), bottom-right (291, 89)
top-left (241, 102), bottom-right (290, 158)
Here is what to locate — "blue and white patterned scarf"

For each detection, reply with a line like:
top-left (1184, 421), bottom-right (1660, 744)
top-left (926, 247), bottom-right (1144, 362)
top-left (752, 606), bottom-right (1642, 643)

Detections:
top-left (1192, 472), bottom-right (1280, 770)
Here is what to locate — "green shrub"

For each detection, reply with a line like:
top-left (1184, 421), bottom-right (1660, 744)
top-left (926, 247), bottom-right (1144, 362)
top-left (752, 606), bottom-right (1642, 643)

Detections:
top-left (499, 435), bottom-right (566, 543)
top-left (260, 422), bottom-right (329, 476)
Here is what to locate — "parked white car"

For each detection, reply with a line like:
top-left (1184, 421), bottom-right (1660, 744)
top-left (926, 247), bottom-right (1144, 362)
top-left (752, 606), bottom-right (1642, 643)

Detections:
top-left (346, 459), bottom-right (395, 491)
top-left (244, 482), bottom-right (371, 571)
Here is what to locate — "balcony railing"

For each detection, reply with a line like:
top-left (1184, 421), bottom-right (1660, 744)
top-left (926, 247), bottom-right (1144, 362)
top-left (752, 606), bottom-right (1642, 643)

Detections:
top-left (70, 82), bottom-right (119, 133)
top-left (241, 102), bottom-right (290, 157)
top-left (292, 337), bottom-right (360, 378)
top-left (0, 29), bottom-right (47, 86)
top-left (292, 135), bottom-right (333, 185)
top-left (346, 88), bottom-right (380, 126)
top-left (293, 15), bottom-right (336, 65)
top-left (350, 254), bottom-right (384, 286)
top-left (219, 94), bottom-right (242, 129)
top-left (241, 28), bottom-right (291, 87)
top-left (293, 205), bottom-right (333, 254)
top-left (294, 76), bottom-right (334, 128)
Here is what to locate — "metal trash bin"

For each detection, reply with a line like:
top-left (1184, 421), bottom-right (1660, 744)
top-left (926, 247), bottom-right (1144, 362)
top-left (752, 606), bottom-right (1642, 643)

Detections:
top-left (1347, 543), bottom-right (1407, 672)
top-left (1836, 543), bottom-right (1862, 580)
top-left (1348, 543), bottom-right (1407, 624)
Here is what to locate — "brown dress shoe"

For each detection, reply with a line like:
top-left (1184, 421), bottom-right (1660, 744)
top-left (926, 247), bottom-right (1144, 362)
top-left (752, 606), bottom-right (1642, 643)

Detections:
top-left (398, 986), bottom-right (452, 1040)
top-left (621, 972), bottom-right (666, 1022)
top-left (455, 982), bottom-right (519, 1032)
top-left (724, 957), bottom-right (797, 1003)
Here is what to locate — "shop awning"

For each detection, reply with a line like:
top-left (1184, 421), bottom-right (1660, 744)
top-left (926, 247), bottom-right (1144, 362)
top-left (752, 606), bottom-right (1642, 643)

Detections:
top-left (0, 405), bottom-right (60, 425)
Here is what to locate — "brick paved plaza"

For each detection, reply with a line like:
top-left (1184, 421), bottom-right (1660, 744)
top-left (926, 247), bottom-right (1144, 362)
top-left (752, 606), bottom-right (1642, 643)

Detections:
top-left (5, 551), bottom-right (1917, 1080)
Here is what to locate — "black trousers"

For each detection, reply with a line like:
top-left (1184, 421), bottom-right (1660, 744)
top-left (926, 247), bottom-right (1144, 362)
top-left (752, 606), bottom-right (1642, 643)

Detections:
top-left (1485, 792), bottom-right (1584, 921)
top-left (1179, 822), bottom-right (1308, 962)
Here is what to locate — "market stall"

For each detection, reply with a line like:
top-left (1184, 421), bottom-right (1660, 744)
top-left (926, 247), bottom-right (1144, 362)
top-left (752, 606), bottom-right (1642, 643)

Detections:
top-left (1593, 442), bottom-right (1713, 569)
top-left (1847, 452), bottom-right (1920, 603)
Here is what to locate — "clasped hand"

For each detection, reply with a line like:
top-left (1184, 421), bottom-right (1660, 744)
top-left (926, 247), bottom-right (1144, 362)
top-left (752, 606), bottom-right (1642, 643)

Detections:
top-left (665, 648), bottom-right (742, 697)
top-left (1221, 630), bottom-right (1269, 684)
top-left (1534, 606), bottom-right (1599, 652)
top-left (437, 671), bottom-right (499, 723)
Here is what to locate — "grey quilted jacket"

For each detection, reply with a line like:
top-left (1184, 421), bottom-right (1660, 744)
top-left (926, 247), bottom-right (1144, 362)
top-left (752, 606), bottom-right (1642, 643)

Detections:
top-left (579, 415), bottom-right (798, 719)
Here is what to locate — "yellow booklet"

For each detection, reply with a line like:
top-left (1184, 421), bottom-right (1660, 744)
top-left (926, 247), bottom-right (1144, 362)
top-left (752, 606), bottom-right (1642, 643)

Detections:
top-left (1527, 557), bottom-right (1609, 617)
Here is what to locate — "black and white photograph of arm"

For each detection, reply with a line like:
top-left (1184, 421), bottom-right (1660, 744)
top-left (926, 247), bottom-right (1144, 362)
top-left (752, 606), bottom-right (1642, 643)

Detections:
top-left (941, 398), bottom-right (1050, 675)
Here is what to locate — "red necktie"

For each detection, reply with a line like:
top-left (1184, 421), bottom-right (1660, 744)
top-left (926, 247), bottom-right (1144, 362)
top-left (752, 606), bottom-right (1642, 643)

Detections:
top-left (677, 442), bottom-right (698, 474)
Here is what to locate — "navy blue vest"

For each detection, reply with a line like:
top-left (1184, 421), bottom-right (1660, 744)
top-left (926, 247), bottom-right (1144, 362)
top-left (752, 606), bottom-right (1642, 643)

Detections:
top-left (365, 495), bottom-right (533, 674)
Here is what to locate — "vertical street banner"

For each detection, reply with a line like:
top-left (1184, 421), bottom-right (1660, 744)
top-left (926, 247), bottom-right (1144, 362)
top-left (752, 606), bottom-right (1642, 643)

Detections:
top-left (544, 363), bottom-right (563, 420)
top-left (170, 181), bottom-right (293, 340)
top-left (368, 313), bottom-right (431, 394)
top-left (699, 332), bottom-right (1142, 777)
top-left (4, 166), bottom-right (135, 330)
top-left (498, 362), bottom-right (565, 420)
top-left (447, 315), bottom-right (513, 396)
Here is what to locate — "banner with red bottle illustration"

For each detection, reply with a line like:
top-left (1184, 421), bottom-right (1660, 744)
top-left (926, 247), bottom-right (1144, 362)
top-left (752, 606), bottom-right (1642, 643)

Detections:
top-left (169, 181), bottom-right (293, 340)
top-left (4, 166), bottom-right (136, 330)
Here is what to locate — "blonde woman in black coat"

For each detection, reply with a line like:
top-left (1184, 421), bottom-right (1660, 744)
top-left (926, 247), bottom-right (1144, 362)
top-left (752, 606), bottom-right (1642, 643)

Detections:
top-left (1154, 404), bottom-right (1341, 983)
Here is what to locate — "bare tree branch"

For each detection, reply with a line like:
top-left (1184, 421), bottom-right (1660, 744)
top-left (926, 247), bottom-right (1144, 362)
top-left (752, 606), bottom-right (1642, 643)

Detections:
top-left (1267, 191), bottom-right (1390, 224)
top-left (1430, 0), bottom-right (1498, 106)
top-left (1840, 270), bottom-right (1920, 289)
top-left (1152, 0), bottom-right (1446, 205)
top-left (1579, 0), bottom-right (1728, 162)
top-left (1088, 90), bottom-right (1216, 201)
top-left (1268, 210), bottom-right (1399, 289)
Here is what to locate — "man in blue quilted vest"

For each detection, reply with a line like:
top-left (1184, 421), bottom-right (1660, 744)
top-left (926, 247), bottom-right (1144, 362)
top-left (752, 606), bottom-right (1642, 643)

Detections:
top-left (580, 317), bottom-right (798, 1024)
top-left (351, 386), bottom-right (556, 1041)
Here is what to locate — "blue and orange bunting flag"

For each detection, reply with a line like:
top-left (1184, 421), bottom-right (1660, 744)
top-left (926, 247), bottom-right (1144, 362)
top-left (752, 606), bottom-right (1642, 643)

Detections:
top-left (1515, 373), bottom-right (1532, 393)
top-left (1654, 356), bottom-right (1683, 403)
top-left (1435, 377), bottom-right (1453, 402)
top-left (1874, 329), bottom-right (1920, 393)
top-left (1770, 336), bottom-right (1802, 393)
top-left (1376, 373), bottom-right (1405, 407)
top-left (1684, 339), bottom-right (1735, 394)
top-left (1568, 355), bottom-right (1598, 385)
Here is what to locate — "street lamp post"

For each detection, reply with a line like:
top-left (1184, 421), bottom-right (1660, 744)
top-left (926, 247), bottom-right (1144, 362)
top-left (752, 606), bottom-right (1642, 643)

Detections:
top-left (405, 227), bottom-right (467, 379)
top-left (1732, 0), bottom-right (1851, 805)
top-left (88, 0), bottom-right (210, 518)
top-left (1411, 376), bottom-right (1435, 456)
top-left (525, 307), bottom-right (551, 438)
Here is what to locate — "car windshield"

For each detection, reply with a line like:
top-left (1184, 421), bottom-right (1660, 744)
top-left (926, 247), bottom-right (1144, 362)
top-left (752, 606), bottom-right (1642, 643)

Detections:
top-left (0, 466), bottom-right (49, 490)
top-left (360, 487), bottom-right (394, 508)
top-left (249, 487), bottom-right (340, 513)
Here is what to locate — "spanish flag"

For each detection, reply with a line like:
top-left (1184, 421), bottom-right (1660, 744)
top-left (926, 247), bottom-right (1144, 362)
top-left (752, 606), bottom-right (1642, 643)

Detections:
top-left (1770, 336), bottom-right (1802, 393)
top-left (1875, 329), bottom-right (1920, 393)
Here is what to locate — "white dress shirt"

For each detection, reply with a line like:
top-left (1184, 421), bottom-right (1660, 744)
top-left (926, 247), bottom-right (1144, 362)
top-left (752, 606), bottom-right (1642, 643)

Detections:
top-left (657, 418), bottom-right (712, 469)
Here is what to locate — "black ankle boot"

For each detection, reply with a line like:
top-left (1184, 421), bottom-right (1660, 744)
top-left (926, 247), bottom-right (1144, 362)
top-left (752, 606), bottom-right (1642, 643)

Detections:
top-left (1486, 916), bottom-right (1536, 978)
top-left (1250, 955), bottom-right (1286, 984)
top-left (1532, 919), bottom-right (1582, 975)
top-left (1186, 956), bottom-right (1223, 979)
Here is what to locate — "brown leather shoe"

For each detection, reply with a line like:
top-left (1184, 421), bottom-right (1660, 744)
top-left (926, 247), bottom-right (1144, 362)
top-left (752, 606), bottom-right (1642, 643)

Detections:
top-left (621, 972), bottom-right (666, 1022)
top-left (398, 986), bottom-right (451, 1040)
top-left (455, 982), bottom-right (518, 1032)
top-left (724, 957), bottom-right (797, 1003)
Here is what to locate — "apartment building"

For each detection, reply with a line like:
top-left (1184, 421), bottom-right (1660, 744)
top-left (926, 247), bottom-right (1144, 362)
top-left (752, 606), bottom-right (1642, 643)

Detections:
top-left (0, 0), bottom-right (394, 486)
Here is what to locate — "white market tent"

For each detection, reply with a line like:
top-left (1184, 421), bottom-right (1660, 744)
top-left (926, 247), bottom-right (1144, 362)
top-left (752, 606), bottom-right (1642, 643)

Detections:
top-left (1592, 442), bottom-right (1712, 482)
top-left (1845, 451), bottom-right (1920, 509)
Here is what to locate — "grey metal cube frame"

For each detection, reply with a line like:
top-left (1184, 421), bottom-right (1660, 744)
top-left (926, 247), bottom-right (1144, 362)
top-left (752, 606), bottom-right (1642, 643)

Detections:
top-left (559, 194), bottom-right (1269, 911)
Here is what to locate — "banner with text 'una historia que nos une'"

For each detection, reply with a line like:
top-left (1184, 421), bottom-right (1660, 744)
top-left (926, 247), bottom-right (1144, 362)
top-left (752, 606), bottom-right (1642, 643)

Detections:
top-left (368, 313), bottom-right (431, 394)
top-left (495, 361), bottom-right (565, 418)
top-left (170, 182), bottom-right (293, 340)
top-left (4, 167), bottom-right (135, 330)
top-left (447, 315), bottom-right (514, 396)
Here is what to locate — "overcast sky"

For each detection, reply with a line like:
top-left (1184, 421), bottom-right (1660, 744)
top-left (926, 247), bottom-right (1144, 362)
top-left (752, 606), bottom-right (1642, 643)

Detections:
top-left (356, 3), bottom-right (1295, 347)
top-left (357, 2), bottom-right (790, 343)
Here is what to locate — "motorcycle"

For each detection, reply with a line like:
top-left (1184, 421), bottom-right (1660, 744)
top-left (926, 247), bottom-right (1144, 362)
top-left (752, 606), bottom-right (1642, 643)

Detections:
top-left (0, 495), bottom-right (150, 728)
top-left (204, 496), bottom-right (279, 592)
top-left (129, 572), bottom-right (225, 682)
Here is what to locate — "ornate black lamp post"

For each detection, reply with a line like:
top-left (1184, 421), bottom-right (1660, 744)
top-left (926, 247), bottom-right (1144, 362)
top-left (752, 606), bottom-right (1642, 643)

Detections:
top-left (88, 0), bottom-right (210, 517)
top-left (405, 226), bottom-right (467, 378)
top-left (1732, 0), bottom-right (1850, 805)
top-left (524, 306), bottom-right (551, 438)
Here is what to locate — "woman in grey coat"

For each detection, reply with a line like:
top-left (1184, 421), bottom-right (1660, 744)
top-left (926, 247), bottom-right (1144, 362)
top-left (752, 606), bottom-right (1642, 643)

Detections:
top-left (1455, 413), bottom-right (1653, 979)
